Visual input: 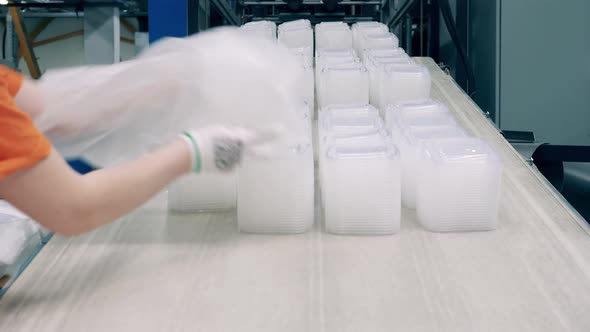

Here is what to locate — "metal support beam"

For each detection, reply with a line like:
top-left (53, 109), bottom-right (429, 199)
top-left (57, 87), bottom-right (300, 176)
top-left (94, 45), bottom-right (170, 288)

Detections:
top-left (84, 6), bottom-right (120, 64)
top-left (210, 0), bottom-right (239, 25)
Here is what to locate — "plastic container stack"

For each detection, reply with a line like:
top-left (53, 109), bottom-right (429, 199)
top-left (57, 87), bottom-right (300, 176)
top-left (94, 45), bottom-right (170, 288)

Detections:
top-left (230, 20), bottom-right (504, 235)
top-left (416, 138), bottom-right (503, 232)
top-left (315, 21), bottom-right (353, 50)
top-left (377, 63), bottom-right (432, 111)
top-left (240, 21), bottom-right (277, 41)
top-left (318, 104), bottom-right (401, 235)
top-left (351, 22), bottom-right (390, 56)
top-left (237, 134), bottom-right (314, 233)
top-left (290, 47), bottom-right (315, 116)
top-left (316, 50), bottom-right (369, 108)
top-left (168, 174), bottom-right (237, 212)
top-left (386, 100), bottom-right (457, 142)
top-left (278, 19), bottom-right (313, 50)
top-left (363, 48), bottom-right (413, 112)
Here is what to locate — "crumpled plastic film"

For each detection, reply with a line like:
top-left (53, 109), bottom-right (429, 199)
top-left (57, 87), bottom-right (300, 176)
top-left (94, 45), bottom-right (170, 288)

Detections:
top-left (36, 27), bottom-right (305, 167)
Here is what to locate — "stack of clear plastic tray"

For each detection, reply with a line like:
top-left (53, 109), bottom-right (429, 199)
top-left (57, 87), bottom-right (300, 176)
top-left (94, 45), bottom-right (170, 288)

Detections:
top-left (168, 173), bottom-right (237, 212)
top-left (278, 20), bottom-right (313, 50)
top-left (378, 63), bottom-right (432, 110)
top-left (360, 33), bottom-right (399, 55)
top-left (237, 109), bottom-right (314, 234)
top-left (351, 22), bottom-right (389, 56)
top-left (317, 64), bottom-right (369, 108)
top-left (397, 125), bottom-right (468, 209)
top-left (318, 107), bottom-right (385, 188)
top-left (416, 138), bottom-right (503, 232)
top-left (241, 21), bottom-right (277, 41)
top-left (237, 141), bottom-right (314, 234)
top-left (322, 144), bottom-right (401, 235)
top-left (386, 99), bottom-right (456, 141)
top-left (362, 48), bottom-right (408, 65)
top-left (364, 51), bottom-right (413, 110)
top-left (315, 22), bottom-right (352, 50)
top-left (290, 46), bottom-right (314, 67)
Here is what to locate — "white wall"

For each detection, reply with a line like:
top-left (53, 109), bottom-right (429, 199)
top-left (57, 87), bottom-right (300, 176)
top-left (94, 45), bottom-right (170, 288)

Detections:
top-left (17, 17), bottom-right (138, 76)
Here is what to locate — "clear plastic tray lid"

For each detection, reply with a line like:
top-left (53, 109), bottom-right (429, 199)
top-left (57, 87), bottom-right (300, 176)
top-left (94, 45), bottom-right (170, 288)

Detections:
top-left (363, 48), bottom-right (407, 58)
top-left (362, 32), bottom-right (399, 46)
top-left (320, 64), bottom-right (367, 74)
top-left (352, 21), bottom-right (386, 28)
top-left (317, 58), bottom-right (360, 69)
top-left (383, 63), bottom-right (430, 77)
top-left (327, 144), bottom-right (399, 160)
top-left (243, 20), bottom-right (276, 28)
top-left (424, 138), bottom-right (502, 165)
top-left (372, 54), bottom-right (411, 64)
top-left (278, 19), bottom-right (311, 30)
top-left (367, 55), bottom-right (412, 70)
top-left (315, 48), bottom-right (358, 58)
top-left (315, 22), bottom-right (350, 31)
top-left (401, 124), bottom-right (468, 145)
top-left (388, 99), bottom-right (448, 113)
top-left (394, 112), bottom-right (457, 131)
top-left (320, 104), bottom-right (379, 116)
top-left (316, 21), bottom-right (347, 28)
top-left (326, 128), bottom-right (389, 144)
top-left (321, 113), bottom-right (384, 133)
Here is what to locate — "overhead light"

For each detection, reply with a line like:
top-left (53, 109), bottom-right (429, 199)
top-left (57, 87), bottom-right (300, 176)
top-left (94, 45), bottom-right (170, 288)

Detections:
top-left (0, 0), bottom-right (9, 5)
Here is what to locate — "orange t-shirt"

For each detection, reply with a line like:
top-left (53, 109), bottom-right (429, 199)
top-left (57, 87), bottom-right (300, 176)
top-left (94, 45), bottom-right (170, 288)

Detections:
top-left (0, 66), bottom-right (51, 178)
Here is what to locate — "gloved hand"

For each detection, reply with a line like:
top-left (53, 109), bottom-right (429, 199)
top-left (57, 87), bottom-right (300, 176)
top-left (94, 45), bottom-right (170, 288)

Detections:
top-left (179, 125), bottom-right (283, 174)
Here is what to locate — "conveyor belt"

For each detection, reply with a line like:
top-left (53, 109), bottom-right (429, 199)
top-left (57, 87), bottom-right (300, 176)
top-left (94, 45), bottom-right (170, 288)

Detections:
top-left (2, 58), bottom-right (590, 332)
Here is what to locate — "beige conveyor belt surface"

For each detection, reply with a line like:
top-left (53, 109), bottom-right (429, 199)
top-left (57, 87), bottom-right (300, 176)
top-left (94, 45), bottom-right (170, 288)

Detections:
top-left (2, 58), bottom-right (590, 331)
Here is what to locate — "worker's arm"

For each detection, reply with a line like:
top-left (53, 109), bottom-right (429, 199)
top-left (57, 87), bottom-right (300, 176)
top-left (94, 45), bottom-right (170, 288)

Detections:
top-left (0, 125), bottom-right (259, 236)
top-left (14, 78), bottom-right (43, 118)
top-left (0, 65), bottom-right (43, 118)
top-left (0, 140), bottom-right (189, 236)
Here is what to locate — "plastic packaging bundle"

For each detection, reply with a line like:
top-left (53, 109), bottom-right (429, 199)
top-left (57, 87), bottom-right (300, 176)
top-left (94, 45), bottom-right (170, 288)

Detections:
top-left (378, 64), bottom-right (432, 111)
top-left (322, 144), bottom-right (401, 235)
top-left (36, 28), bottom-right (305, 167)
top-left (317, 64), bottom-right (369, 108)
top-left (397, 125), bottom-right (468, 208)
top-left (416, 138), bottom-right (503, 232)
top-left (241, 21), bottom-right (277, 41)
top-left (168, 173), bottom-right (237, 212)
top-left (315, 22), bottom-right (352, 50)
top-left (278, 20), bottom-right (313, 50)
top-left (237, 141), bottom-right (314, 234)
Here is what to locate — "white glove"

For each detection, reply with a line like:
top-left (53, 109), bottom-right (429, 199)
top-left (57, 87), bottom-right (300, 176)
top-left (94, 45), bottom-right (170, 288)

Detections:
top-left (179, 126), bottom-right (283, 174)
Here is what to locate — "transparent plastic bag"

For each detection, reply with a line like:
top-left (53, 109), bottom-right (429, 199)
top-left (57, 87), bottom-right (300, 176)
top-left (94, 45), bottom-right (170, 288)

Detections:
top-left (36, 27), bottom-right (305, 167)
